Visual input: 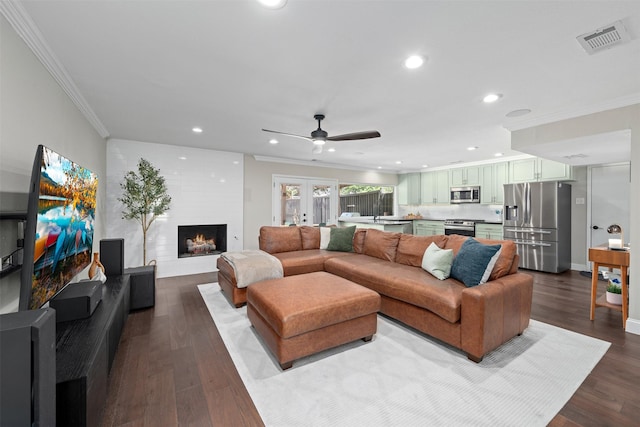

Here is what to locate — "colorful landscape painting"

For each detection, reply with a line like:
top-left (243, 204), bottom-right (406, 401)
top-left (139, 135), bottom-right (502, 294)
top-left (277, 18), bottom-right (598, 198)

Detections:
top-left (29, 147), bottom-right (98, 309)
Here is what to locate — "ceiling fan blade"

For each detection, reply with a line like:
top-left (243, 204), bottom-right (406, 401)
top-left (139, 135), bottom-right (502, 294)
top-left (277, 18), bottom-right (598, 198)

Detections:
top-left (262, 129), bottom-right (312, 142)
top-left (327, 131), bottom-right (381, 141)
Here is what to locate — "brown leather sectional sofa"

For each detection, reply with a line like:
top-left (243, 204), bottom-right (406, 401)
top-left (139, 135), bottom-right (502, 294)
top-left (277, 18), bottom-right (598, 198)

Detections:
top-left (217, 225), bottom-right (533, 362)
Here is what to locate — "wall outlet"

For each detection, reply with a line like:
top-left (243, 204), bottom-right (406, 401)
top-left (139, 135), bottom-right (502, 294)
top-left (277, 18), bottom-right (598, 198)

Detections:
top-left (576, 197), bottom-right (585, 205)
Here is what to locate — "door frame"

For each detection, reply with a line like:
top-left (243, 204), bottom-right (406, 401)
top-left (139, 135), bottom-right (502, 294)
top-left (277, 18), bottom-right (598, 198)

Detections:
top-left (586, 162), bottom-right (631, 270)
top-left (272, 175), bottom-right (338, 226)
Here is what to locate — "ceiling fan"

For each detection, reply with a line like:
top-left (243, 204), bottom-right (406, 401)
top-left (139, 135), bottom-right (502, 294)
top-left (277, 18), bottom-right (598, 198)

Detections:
top-left (262, 114), bottom-right (381, 154)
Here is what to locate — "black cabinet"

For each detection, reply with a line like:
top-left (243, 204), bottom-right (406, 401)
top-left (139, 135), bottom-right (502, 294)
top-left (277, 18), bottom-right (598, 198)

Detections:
top-left (0, 308), bottom-right (56, 426)
top-left (125, 266), bottom-right (155, 310)
top-left (55, 275), bottom-right (129, 427)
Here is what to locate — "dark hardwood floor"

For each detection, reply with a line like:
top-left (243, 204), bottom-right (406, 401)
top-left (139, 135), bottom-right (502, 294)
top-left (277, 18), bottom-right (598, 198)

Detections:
top-left (100, 269), bottom-right (640, 427)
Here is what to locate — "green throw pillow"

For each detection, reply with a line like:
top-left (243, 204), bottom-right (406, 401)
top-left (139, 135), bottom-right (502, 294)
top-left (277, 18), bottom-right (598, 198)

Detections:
top-left (421, 242), bottom-right (454, 280)
top-left (327, 226), bottom-right (356, 252)
top-left (450, 238), bottom-right (502, 287)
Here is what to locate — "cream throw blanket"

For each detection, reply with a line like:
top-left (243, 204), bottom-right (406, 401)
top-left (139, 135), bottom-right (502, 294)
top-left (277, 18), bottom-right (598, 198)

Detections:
top-left (221, 250), bottom-right (283, 288)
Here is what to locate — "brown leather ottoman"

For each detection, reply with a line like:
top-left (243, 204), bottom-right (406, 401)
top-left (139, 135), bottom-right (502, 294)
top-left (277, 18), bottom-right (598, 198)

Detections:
top-left (247, 271), bottom-right (381, 370)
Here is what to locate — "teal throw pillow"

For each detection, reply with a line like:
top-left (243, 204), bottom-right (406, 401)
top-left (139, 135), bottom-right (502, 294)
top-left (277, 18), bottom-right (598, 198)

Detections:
top-left (327, 226), bottom-right (356, 252)
top-left (450, 238), bottom-right (502, 287)
top-left (421, 242), bottom-right (454, 280)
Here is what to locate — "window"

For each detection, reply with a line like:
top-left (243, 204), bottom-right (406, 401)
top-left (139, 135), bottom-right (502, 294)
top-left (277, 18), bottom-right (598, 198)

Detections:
top-left (339, 185), bottom-right (394, 216)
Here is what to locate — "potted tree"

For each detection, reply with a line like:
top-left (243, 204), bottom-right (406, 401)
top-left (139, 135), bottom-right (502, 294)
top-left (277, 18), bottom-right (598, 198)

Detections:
top-left (606, 276), bottom-right (623, 305)
top-left (118, 158), bottom-right (171, 265)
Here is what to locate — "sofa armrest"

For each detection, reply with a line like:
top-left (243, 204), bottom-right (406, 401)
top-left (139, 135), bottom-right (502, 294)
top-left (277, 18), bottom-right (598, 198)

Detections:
top-left (460, 272), bottom-right (533, 361)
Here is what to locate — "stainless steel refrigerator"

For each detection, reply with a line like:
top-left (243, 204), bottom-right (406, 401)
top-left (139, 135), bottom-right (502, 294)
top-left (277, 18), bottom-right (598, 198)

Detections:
top-left (503, 181), bottom-right (571, 273)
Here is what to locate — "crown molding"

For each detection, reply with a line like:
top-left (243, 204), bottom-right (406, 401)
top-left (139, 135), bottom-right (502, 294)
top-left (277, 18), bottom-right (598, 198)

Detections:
top-left (503, 93), bottom-right (640, 132)
top-left (1, 1), bottom-right (110, 138)
top-left (253, 155), bottom-right (399, 173)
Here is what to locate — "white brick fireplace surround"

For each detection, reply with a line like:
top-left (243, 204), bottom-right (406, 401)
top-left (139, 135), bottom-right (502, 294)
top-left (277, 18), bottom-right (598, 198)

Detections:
top-left (106, 139), bottom-right (243, 278)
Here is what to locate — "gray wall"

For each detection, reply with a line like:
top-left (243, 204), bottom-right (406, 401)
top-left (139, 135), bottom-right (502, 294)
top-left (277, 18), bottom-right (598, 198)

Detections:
top-left (0, 16), bottom-right (107, 313)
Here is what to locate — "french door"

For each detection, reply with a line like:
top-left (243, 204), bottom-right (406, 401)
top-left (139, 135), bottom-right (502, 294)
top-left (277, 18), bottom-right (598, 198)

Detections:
top-left (272, 176), bottom-right (338, 226)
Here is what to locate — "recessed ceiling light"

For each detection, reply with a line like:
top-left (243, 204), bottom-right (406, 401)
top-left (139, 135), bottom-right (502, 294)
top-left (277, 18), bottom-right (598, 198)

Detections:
top-left (269, 138), bottom-right (279, 144)
top-left (192, 127), bottom-right (203, 133)
top-left (327, 148), bottom-right (336, 152)
top-left (377, 166), bottom-right (382, 169)
top-left (422, 164), bottom-right (429, 168)
top-left (404, 55), bottom-right (425, 69)
top-left (395, 160), bottom-right (403, 164)
top-left (482, 93), bottom-right (502, 103)
top-left (505, 108), bottom-right (532, 118)
top-left (178, 156), bottom-right (187, 160)
top-left (233, 160), bottom-right (239, 164)
top-left (257, 0), bottom-right (287, 9)
top-left (494, 152), bottom-right (504, 157)
top-left (467, 146), bottom-right (478, 151)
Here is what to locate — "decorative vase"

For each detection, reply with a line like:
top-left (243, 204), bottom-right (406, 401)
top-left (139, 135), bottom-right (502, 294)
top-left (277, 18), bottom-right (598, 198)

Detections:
top-left (89, 252), bottom-right (105, 280)
top-left (606, 291), bottom-right (622, 305)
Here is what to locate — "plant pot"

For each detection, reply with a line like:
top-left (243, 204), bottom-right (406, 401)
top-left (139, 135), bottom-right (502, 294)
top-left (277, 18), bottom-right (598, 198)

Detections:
top-left (606, 291), bottom-right (622, 305)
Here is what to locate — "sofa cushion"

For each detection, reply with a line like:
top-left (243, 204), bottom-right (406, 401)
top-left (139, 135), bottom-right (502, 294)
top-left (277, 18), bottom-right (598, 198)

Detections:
top-left (273, 250), bottom-right (354, 276)
top-left (327, 226), bottom-right (356, 252)
top-left (421, 242), bottom-right (453, 280)
top-left (445, 234), bottom-right (516, 280)
top-left (259, 226), bottom-right (302, 254)
top-left (396, 234), bottom-right (449, 267)
top-left (475, 237), bottom-right (517, 280)
top-left (450, 238), bottom-right (502, 287)
top-left (325, 255), bottom-right (464, 323)
top-left (300, 226), bottom-right (320, 250)
top-left (352, 229), bottom-right (367, 254)
top-left (362, 229), bottom-right (401, 261)
top-left (319, 227), bottom-right (331, 249)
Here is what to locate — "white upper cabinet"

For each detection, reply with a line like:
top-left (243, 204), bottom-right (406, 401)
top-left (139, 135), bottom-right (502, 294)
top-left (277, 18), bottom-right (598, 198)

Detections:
top-left (450, 166), bottom-right (481, 187)
top-left (509, 158), bottom-right (573, 183)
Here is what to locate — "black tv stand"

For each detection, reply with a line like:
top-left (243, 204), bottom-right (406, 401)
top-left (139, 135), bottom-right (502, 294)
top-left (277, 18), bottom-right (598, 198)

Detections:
top-left (55, 274), bottom-right (130, 427)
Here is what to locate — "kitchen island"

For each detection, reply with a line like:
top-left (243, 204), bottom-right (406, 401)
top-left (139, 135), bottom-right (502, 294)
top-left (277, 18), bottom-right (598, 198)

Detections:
top-left (338, 217), bottom-right (413, 234)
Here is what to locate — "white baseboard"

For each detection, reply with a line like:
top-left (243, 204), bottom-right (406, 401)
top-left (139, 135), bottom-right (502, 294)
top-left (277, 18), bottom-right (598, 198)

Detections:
top-left (625, 318), bottom-right (640, 336)
top-left (571, 263), bottom-right (588, 271)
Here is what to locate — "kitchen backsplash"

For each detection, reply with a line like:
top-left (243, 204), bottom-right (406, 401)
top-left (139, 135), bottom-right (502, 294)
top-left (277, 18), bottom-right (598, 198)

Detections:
top-left (399, 204), bottom-right (504, 222)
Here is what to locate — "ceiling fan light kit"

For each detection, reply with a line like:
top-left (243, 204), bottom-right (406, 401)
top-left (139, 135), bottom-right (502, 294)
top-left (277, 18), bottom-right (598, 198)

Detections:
top-left (262, 114), bottom-right (381, 153)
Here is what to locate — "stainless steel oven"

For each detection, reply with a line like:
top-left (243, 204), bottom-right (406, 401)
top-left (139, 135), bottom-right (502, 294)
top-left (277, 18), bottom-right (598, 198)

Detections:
top-left (444, 219), bottom-right (477, 237)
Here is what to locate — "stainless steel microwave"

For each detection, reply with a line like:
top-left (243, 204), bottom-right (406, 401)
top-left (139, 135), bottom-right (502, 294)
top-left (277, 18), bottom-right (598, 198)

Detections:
top-left (450, 186), bottom-right (480, 204)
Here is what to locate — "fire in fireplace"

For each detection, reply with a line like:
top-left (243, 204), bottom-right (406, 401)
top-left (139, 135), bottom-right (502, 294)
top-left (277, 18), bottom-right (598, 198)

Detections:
top-left (178, 224), bottom-right (227, 258)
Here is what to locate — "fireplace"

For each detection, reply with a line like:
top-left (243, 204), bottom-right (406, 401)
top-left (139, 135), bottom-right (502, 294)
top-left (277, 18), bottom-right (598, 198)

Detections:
top-left (177, 224), bottom-right (227, 258)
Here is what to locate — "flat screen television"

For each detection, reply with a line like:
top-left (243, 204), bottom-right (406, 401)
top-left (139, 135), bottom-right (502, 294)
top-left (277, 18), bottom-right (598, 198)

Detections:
top-left (19, 145), bottom-right (98, 311)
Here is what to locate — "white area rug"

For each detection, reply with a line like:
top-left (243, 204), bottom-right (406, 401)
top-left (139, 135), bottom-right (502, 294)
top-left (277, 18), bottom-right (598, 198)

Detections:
top-left (198, 283), bottom-right (610, 427)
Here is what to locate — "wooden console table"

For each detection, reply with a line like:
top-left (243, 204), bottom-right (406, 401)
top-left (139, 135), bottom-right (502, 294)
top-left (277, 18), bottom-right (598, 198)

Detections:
top-left (589, 245), bottom-right (630, 328)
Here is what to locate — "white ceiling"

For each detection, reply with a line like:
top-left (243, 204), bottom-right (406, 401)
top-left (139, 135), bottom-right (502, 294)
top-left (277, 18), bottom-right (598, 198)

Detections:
top-left (8, 0), bottom-right (640, 172)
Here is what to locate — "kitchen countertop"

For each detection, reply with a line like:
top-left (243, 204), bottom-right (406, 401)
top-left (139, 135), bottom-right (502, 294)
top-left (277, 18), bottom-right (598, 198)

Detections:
top-left (339, 217), bottom-right (503, 225)
top-left (338, 217), bottom-right (412, 225)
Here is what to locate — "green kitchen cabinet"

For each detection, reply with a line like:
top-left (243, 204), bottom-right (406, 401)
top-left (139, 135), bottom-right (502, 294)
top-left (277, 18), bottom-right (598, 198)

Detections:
top-left (450, 166), bottom-right (481, 187)
top-left (481, 162), bottom-right (508, 204)
top-left (420, 171), bottom-right (449, 205)
top-left (398, 173), bottom-right (421, 205)
top-left (413, 220), bottom-right (445, 236)
top-left (509, 158), bottom-right (573, 183)
top-left (475, 223), bottom-right (503, 240)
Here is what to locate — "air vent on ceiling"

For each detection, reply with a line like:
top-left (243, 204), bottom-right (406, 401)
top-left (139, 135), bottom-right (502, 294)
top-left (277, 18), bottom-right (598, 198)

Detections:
top-left (577, 20), bottom-right (631, 55)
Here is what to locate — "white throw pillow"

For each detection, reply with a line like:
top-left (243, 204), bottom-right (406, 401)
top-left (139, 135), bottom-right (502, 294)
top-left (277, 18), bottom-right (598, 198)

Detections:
top-left (319, 227), bottom-right (332, 250)
top-left (421, 242), bottom-right (454, 280)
